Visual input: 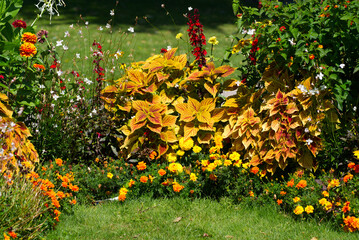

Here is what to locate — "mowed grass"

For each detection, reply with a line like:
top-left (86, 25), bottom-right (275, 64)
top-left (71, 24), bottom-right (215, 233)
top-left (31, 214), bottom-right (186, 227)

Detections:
top-left (44, 197), bottom-right (355, 240)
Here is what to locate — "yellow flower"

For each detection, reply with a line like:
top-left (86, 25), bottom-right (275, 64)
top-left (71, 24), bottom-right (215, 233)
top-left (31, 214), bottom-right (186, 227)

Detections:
top-left (167, 152), bottom-right (177, 162)
top-left (249, 191), bottom-right (254, 197)
top-left (224, 159), bottom-right (232, 166)
top-left (107, 172), bottom-right (113, 179)
top-left (293, 197), bottom-right (301, 203)
top-left (119, 187), bottom-right (128, 195)
top-left (242, 163), bottom-right (250, 169)
top-left (305, 205), bottom-right (314, 214)
top-left (168, 162), bottom-right (183, 174)
top-left (190, 173), bottom-right (197, 181)
top-left (293, 205), bottom-right (304, 215)
top-left (233, 160), bottom-right (242, 167)
top-left (353, 150), bottom-right (359, 159)
top-left (172, 144), bottom-right (179, 150)
top-left (201, 160), bottom-right (209, 167)
top-left (322, 191), bottom-right (329, 197)
top-left (193, 145), bottom-right (202, 153)
top-left (128, 179), bottom-right (135, 187)
top-left (207, 163), bottom-right (216, 172)
top-left (176, 149), bottom-right (185, 156)
top-left (179, 137), bottom-right (194, 151)
top-left (318, 45), bottom-right (323, 49)
top-left (214, 159), bottom-right (222, 166)
top-left (208, 36), bottom-right (219, 45)
top-left (328, 179), bottom-right (340, 189)
top-left (20, 42), bottom-right (37, 57)
top-left (176, 33), bottom-right (183, 39)
top-left (229, 152), bottom-right (240, 161)
top-left (319, 198), bottom-right (327, 206)
top-left (325, 201), bottom-right (333, 211)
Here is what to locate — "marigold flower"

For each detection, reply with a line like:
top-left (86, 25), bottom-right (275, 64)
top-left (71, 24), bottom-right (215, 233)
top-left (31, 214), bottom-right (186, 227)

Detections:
top-left (167, 152), bottom-right (177, 162)
top-left (190, 173), bottom-right (197, 181)
top-left (249, 191), bottom-right (254, 197)
top-left (229, 151), bottom-right (240, 161)
top-left (128, 179), bottom-right (135, 187)
top-left (354, 165), bottom-right (359, 174)
top-left (209, 173), bottom-right (217, 181)
top-left (137, 161), bottom-right (147, 171)
top-left (343, 173), bottom-right (353, 183)
top-left (293, 205), bottom-right (304, 215)
top-left (55, 158), bottom-right (63, 166)
top-left (70, 199), bottom-right (77, 205)
top-left (277, 199), bottom-right (283, 205)
top-left (158, 169), bottom-right (166, 176)
top-left (309, 54), bottom-right (315, 60)
top-left (224, 160), bottom-right (232, 167)
top-left (173, 182), bottom-right (184, 192)
top-left (207, 163), bottom-right (216, 172)
top-left (57, 191), bottom-right (66, 199)
top-left (293, 197), bottom-right (300, 203)
top-left (140, 176), bottom-right (148, 183)
top-left (21, 32), bottom-right (37, 44)
top-left (107, 172), bottom-right (113, 179)
top-left (20, 42), bottom-right (37, 57)
top-left (179, 137), bottom-right (194, 151)
top-left (168, 162), bottom-right (183, 174)
top-left (62, 182), bottom-right (68, 188)
top-left (33, 63), bottom-right (45, 71)
top-left (69, 184), bottom-right (79, 192)
top-left (322, 191), bottom-right (329, 197)
top-left (325, 201), bottom-right (333, 211)
top-left (354, 150), bottom-right (359, 159)
top-left (201, 160), bottom-right (209, 167)
top-left (343, 216), bottom-right (359, 232)
top-left (12, 19), bottom-right (27, 28)
top-left (328, 179), bottom-right (340, 189)
top-left (176, 150), bottom-right (185, 156)
top-left (119, 187), bottom-right (128, 195)
top-left (149, 151), bottom-right (157, 160)
top-left (250, 166), bottom-right (259, 174)
top-left (305, 205), bottom-right (314, 214)
top-left (296, 180), bottom-right (307, 189)
top-left (342, 201), bottom-right (351, 213)
top-left (280, 191), bottom-right (286, 196)
top-left (287, 178), bottom-right (294, 187)
top-left (3, 233), bottom-right (10, 240)
top-left (233, 160), bottom-right (242, 167)
top-left (118, 194), bottom-right (126, 201)
top-left (193, 145), bottom-right (202, 153)
top-left (176, 33), bottom-right (183, 39)
top-left (208, 36), bottom-right (219, 45)
top-left (242, 163), bottom-right (250, 169)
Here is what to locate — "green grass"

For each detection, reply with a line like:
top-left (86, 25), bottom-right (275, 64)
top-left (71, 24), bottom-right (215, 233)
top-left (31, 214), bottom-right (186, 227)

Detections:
top-left (44, 197), bottom-right (356, 240)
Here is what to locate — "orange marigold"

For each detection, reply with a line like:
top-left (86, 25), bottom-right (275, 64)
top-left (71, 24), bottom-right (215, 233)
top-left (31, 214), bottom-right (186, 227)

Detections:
top-left (137, 161), bottom-right (147, 171)
top-left (343, 173), bottom-right (353, 183)
top-left (20, 42), bottom-right (37, 57)
top-left (343, 215), bottom-right (359, 232)
top-left (342, 201), bottom-right (351, 213)
top-left (21, 32), bottom-right (37, 43)
top-left (55, 158), bottom-right (63, 166)
top-left (3, 233), bottom-right (10, 240)
top-left (287, 178), bottom-right (294, 187)
top-left (140, 176), bottom-right (148, 183)
top-left (172, 182), bottom-right (184, 192)
top-left (128, 179), bottom-right (135, 187)
top-left (118, 194), bottom-right (126, 201)
top-left (348, 162), bottom-right (355, 169)
top-left (296, 180), bottom-right (307, 189)
top-left (33, 63), bottom-right (45, 70)
top-left (277, 199), bottom-right (283, 205)
top-left (158, 169), bottom-right (166, 176)
top-left (250, 166), bottom-right (259, 174)
top-left (70, 199), bottom-right (77, 205)
top-left (8, 231), bottom-right (17, 239)
top-left (69, 184), bottom-right (79, 192)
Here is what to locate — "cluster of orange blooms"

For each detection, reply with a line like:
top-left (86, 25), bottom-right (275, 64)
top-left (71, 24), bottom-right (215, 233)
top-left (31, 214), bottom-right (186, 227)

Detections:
top-left (19, 32), bottom-right (37, 58)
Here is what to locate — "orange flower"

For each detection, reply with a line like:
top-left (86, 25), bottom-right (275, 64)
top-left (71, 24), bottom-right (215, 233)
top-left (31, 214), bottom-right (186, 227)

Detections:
top-left (287, 178), bottom-right (294, 187)
top-left (158, 169), bottom-right (166, 176)
top-left (209, 173), bottom-right (217, 181)
top-left (309, 54), bottom-right (315, 60)
top-left (172, 182), bottom-right (184, 192)
top-left (322, 191), bottom-right (329, 197)
top-left (249, 191), bottom-right (254, 197)
top-left (118, 194), bottom-right (126, 202)
top-left (250, 166), bottom-right (259, 174)
top-left (140, 176), bottom-right (148, 183)
top-left (70, 199), bottom-right (77, 205)
top-left (293, 197), bottom-right (300, 203)
top-left (57, 191), bottom-right (66, 199)
top-left (274, 5), bottom-right (279, 8)
top-left (343, 215), bottom-right (359, 232)
top-left (342, 201), bottom-right (351, 213)
top-left (20, 42), bottom-right (37, 57)
top-left (348, 162), bottom-right (355, 169)
top-left (277, 199), bottom-right (283, 205)
top-left (296, 180), bottom-right (307, 189)
top-left (4, 233), bottom-right (10, 240)
top-left (33, 63), bottom-right (45, 70)
top-left (280, 191), bottom-right (286, 196)
top-left (69, 184), bottom-right (79, 192)
top-left (137, 161), bottom-right (147, 171)
top-left (21, 32), bottom-right (37, 44)
top-left (62, 182), bottom-right (68, 188)
top-left (343, 173), bottom-right (353, 183)
top-left (8, 231), bottom-right (17, 238)
top-left (328, 179), bottom-right (340, 189)
top-left (128, 179), bottom-right (135, 187)
top-left (55, 158), bottom-right (63, 166)
top-left (54, 209), bottom-right (61, 216)
top-left (149, 151), bottom-right (157, 160)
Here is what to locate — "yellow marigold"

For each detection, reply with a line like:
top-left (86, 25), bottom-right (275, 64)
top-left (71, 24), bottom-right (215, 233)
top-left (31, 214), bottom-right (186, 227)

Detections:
top-left (4, 233), bottom-right (10, 240)
top-left (119, 187), bottom-right (128, 195)
top-left (172, 144), bottom-right (179, 150)
top-left (214, 134), bottom-right (223, 148)
top-left (21, 32), bottom-right (37, 43)
top-left (20, 42), bottom-right (37, 57)
top-left (201, 160), bottom-right (210, 167)
top-left (224, 159), bottom-right (232, 166)
top-left (158, 169), bottom-right (166, 176)
top-left (229, 151), bottom-right (240, 161)
top-left (167, 152), bottom-right (177, 162)
top-left (176, 33), bottom-right (183, 39)
top-left (293, 197), bottom-right (300, 203)
top-left (193, 145), bottom-right (202, 153)
top-left (107, 172), bottom-right (113, 179)
top-left (173, 182), bottom-right (184, 192)
top-left (296, 180), bottom-right (307, 189)
top-left (319, 198), bottom-right (328, 206)
top-left (305, 205), bottom-right (314, 214)
top-left (179, 137), bottom-right (194, 151)
top-left (207, 163), bottom-right (216, 172)
top-left (140, 176), bottom-right (148, 183)
top-left (242, 163), bottom-right (250, 169)
top-left (233, 160), bottom-right (242, 167)
top-left (70, 199), bottom-right (77, 205)
top-left (176, 149), bottom-right (185, 156)
top-left (249, 191), bottom-right (254, 197)
top-left (55, 158), bottom-right (63, 166)
top-left (328, 179), bottom-right (340, 189)
top-left (325, 201), bottom-right (333, 211)
top-left (23, 161), bottom-right (32, 168)
top-left (190, 173), bottom-right (197, 181)
top-left (128, 179), bottom-right (135, 187)
top-left (209, 146), bottom-right (219, 154)
top-left (137, 161), bottom-right (147, 170)
top-left (322, 191), bottom-right (329, 197)
top-left (343, 216), bottom-right (359, 232)
top-left (354, 150), bottom-right (359, 159)
top-left (214, 159), bottom-right (222, 166)
top-left (168, 162), bottom-right (183, 174)
top-left (208, 36), bottom-right (219, 45)
top-left (293, 205), bottom-right (304, 215)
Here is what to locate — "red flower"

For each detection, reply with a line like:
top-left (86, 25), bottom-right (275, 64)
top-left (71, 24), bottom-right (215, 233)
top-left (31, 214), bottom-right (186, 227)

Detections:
top-left (12, 20), bottom-right (27, 28)
top-left (160, 48), bottom-right (167, 53)
top-left (279, 26), bottom-right (286, 32)
top-left (0, 75), bottom-right (4, 80)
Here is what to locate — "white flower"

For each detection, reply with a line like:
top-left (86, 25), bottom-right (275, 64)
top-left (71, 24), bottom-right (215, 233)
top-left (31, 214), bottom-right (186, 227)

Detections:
top-left (57, 70), bottom-right (63, 76)
top-left (84, 78), bottom-right (93, 85)
top-left (85, 21), bottom-right (89, 26)
top-left (315, 72), bottom-right (324, 80)
top-left (306, 138), bottom-right (313, 145)
top-left (288, 38), bottom-right (296, 46)
top-left (128, 27), bottom-right (134, 33)
top-left (110, 10), bottom-right (115, 16)
top-left (78, 30), bottom-right (82, 35)
top-left (89, 113), bottom-right (92, 117)
top-left (64, 31), bottom-right (70, 37)
top-left (98, 26), bottom-right (103, 31)
top-left (76, 95), bottom-right (82, 101)
top-left (76, 53), bottom-right (80, 58)
top-left (188, 6), bottom-right (193, 11)
top-left (50, 90), bottom-right (54, 94)
top-left (305, 128), bottom-right (309, 133)
top-left (167, 46), bottom-right (172, 51)
top-left (106, 23), bottom-right (111, 29)
top-left (39, 84), bottom-right (45, 89)
top-left (114, 50), bottom-right (123, 59)
top-left (354, 106), bottom-right (357, 111)
top-left (297, 84), bottom-right (308, 93)
top-left (56, 40), bottom-right (63, 46)
top-left (69, 24), bottom-right (74, 28)
top-left (247, 29), bottom-right (256, 35)
top-left (307, 117), bottom-right (312, 122)
top-left (92, 109), bottom-right (97, 114)
top-left (339, 63), bottom-right (345, 69)
top-left (53, 94), bottom-right (59, 100)
top-left (63, 45), bottom-right (68, 51)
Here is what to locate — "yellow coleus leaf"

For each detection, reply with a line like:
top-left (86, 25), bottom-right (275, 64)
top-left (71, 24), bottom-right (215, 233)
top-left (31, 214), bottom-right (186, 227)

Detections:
top-left (129, 118), bottom-right (147, 132)
top-left (0, 101), bottom-right (13, 118)
top-left (204, 82), bottom-right (220, 97)
top-left (160, 130), bottom-right (178, 143)
top-left (184, 122), bottom-right (199, 139)
top-left (197, 132), bottom-right (212, 144)
top-left (162, 115), bottom-right (178, 127)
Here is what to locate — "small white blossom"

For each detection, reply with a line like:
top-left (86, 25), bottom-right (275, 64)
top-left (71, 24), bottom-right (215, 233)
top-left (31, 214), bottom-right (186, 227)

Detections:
top-left (84, 78), bottom-right (93, 85)
top-left (76, 95), bottom-right (82, 101)
top-left (98, 26), bottom-right (103, 31)
top-left (307, 117), bottom-right (312, 122)
top-left (63, 45), bottom-right (68, 51)
top-left (306, 138), bottom-right (313, 145)
top-left (339, 63), bottom-right (345, 69)
top-left (106, 23), bottom-right (111, 29)
top-left (167, 46), bottom-right (172, 51)
top-left (128, 27), bottom-right (134, 33)
top-left (57, 70), bottom-right (63, 76)
top-left (78, 30), bottom-right (82, 35)
top-left (92, 109), bottom-right (97, 114)
top-left (64, 31), bottom-right (70, 37)
top-left (85, 21), bottom-right (89, 26)
top-left (354, 106), bottom-right (357, 111)
top-left (188, 6), bottom-right (193, 11)
top-left (39, 84), bottom-right (45, 89)
top-left (305, 128), bottom-right (309, 133)
top-left (56, 40), bottom-right (63, 46)
top-left (69, 24), bottom-right (74, 28)
top-left (288, 38), bottom-right (296, 46)
top-left (316, 72), bottom-right (324, 80)
top-left (76, 53), bottom-right (80, 58)
top-left (110, 10), bottom-right (115, 16)
top-left (53, 94), bottom-right (59, 100)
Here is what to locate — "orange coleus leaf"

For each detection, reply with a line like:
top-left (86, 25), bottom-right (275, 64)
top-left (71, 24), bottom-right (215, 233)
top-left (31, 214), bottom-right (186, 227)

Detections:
top-left (184, 122), bottom-right (199, 139)
top-left (271, 119), bottom-right (280, 132)
top-left (197, 132), bottom-right (212, 144)
top-left (198, 122), bottom-right (213, 131)
top-left (0, 100), bottom-right (13, 118)
top-left (162, 115), bottom-right (178, 127)
top-left (204, 82), bottom-right (220, 97)
top-left (156, 72), bottom-right (170, 82)
top-left (164, 48), bottom-right (177, 60)
top-left (118, 102), bottom-right (132, 112)
top-left (100, 85), bottom-right (118, 104)
top-left (147, 123), bottom-right (162, 134)
top-left (160, 130), bottom-right (178, 143)
top-left (129, 118), bottom-right (147, 132)
top-left (175, 103), bottom-right (196, 122)
top-left (158, 143), bottom-right (169, 157)
top-left (250, 154), bottom-right (262, 166)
